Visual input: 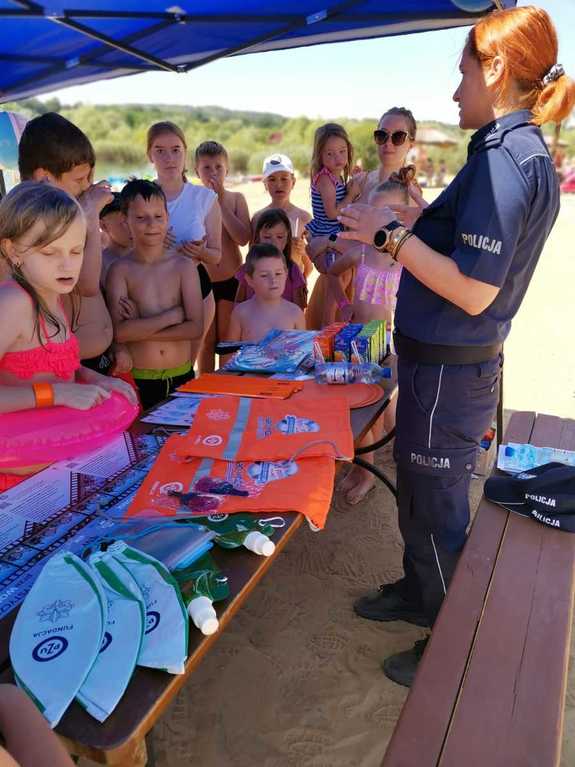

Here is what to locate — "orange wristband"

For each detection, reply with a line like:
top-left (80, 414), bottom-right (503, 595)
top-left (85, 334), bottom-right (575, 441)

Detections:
top-left (32, 382), bottom-right (55, 408)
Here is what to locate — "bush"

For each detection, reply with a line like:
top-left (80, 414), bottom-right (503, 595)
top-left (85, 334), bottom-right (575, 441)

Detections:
top-left (7, 99), bottom-right (572, 181)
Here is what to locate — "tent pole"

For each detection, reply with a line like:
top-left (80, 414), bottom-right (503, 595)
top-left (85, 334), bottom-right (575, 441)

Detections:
top-left (50, 17), bottom-right (180, 72)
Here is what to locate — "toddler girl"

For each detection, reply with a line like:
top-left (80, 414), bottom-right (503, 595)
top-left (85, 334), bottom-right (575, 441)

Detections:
top-left (306, 123), bottom-right (364, 239)
top-left (329, 167), bottom-right (419, 326)
top-left (235, 209), bottom-right (307, 310)
top-left (0, 182), bottom-right (136, 489)
top-left (329, 169), bottom-right (417, 505)
top-left (306, 123), bottom-right (364, 324)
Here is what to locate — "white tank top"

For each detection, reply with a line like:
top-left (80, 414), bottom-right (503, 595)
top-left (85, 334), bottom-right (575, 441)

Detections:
top-left (166, 182), bottom-right (216, 244)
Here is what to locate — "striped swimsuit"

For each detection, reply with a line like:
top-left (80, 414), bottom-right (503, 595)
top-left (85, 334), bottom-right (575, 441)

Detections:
top-left (307, 167), bottom-right (346, 238)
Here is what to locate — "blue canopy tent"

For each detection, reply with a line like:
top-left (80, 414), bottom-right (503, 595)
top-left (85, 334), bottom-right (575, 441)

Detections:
top-left (0, 0), bottom-right (515, 103)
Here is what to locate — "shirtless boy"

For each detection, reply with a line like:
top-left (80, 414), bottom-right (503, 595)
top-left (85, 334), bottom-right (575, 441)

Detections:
top-left (17, 113), bottom-right (116, 370)
top-left (252, 154), bottom-right (313, 279)
top-left (106, 180), bottom-right (203, 410)
top-left (100, 193), bottom-right (132, 285)
top-left (194, 141), bottom-right (251, 371)
top-left (226, 244), bottom-right (305, 345)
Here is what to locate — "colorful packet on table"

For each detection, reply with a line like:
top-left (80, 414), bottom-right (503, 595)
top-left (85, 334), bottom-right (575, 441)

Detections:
top-left (226, 329), bottom-right (316, 373)
top-left (76, 553), bottom-right (145, 722)
top-left (177, 395), bottom-right (353, 463)
top-left (127, 434), bottom-right (336, 529)
top-left (177, 374), bottom-right (303, 399)
top-left (9, 552), bottom-right (106, 728)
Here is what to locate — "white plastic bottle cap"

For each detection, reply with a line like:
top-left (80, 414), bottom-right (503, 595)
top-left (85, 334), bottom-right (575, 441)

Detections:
top-left (187, 596), bottom-right (219, 636)
top-left (244, 531), bottom-right (275, 557)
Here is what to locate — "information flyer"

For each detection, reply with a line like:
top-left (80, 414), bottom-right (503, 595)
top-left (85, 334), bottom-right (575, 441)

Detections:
top-left (0, 432), bottom-right (168, 620)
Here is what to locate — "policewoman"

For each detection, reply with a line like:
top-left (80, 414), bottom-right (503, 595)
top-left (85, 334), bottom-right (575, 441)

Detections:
top-left (339, 5), bottom-right (575, 687)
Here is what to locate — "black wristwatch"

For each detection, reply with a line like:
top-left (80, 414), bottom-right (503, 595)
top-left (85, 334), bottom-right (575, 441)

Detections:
top-left (373, 220), bottom-right (403, 252)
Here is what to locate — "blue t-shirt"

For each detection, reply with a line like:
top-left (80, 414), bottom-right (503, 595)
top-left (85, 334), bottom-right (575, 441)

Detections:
top-left (395, 109), bottom-right (559, 346)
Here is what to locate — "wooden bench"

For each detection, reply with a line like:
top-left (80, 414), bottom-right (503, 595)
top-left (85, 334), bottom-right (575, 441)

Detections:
top-left (0, 364), bottom-right (398, 766)
top-left (382, 410), bottom-right (575, 767)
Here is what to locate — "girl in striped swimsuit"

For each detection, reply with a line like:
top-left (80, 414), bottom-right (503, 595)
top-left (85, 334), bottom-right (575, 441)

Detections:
top-left (306, 123), bottom-right (365, 324)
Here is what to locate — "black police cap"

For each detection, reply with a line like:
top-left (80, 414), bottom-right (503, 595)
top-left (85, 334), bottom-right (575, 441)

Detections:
top-left (484, 463), bottom-right (575, 533)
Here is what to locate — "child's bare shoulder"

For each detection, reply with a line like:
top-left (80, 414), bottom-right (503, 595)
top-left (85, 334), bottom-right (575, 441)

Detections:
top-left (228, 189), bottom-right (247, 205)
top-left (168, 253), bottom-right (198, 275)
top-left (108, 254), bottom-right (138, 278)
top-left (0, 281), bottom-right (32, 315)
top-left (232, 298), bottom-right (251, 319)
top-left (290, 204), bottom-right (312, 223)
top-left (281, 298), bottom-right (304, 318)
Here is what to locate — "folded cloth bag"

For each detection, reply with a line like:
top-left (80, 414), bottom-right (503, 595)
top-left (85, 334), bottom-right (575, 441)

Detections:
top-left (107, 542), bottom-right (189, 674)
top-left (10, 552), bottom-right (106, 727)
top-left (76, 553), bottom-right (146, 722)
top-left (177, 373), bottom-right (303, 399)
top-left (178, 394), bottom-right (353, 462)
top-left (127, 435), bottom-right (336, 530)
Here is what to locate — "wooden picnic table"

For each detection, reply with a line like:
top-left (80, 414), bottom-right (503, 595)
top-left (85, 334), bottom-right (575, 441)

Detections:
top-left (0, 357), bottom-right (398, 766)
top-left (382, 409), bottom-right (575, 767)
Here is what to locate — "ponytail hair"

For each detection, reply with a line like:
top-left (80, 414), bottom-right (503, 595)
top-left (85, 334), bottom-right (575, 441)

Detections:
top-left (389, 164), bottom-right (420, 193)
top-left (469, 6), bottom-right (575, 125)
top-left (371, 164), bottom-right (420, 205)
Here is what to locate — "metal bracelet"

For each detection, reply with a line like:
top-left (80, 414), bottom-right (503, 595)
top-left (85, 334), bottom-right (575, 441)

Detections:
top-left (390, 230), bottom-right (413, 262)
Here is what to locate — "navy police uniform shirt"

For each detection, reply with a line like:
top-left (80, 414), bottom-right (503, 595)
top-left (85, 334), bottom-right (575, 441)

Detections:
top-left (395, 109), bottom-right (560, 346)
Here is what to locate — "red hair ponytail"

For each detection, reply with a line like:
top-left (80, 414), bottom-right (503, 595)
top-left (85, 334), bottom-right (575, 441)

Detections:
top-left (469, 5), bottom-right (575, 125)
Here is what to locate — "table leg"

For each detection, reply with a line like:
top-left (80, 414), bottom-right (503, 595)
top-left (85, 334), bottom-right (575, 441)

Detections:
top-left (354, 427), bottom-right (396, 455)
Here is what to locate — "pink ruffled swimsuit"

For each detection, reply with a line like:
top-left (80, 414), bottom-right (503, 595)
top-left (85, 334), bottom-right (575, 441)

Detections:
top-left (0, 284), bottom-right (80, 381)
top-left (0, 284), bottom-right (80, 491)
top-left (355, 257), bottom-right (402, 312)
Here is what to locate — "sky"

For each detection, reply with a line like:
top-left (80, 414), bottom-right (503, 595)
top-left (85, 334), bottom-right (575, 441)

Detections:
top-left (41, 0), bottom-right (575, 124)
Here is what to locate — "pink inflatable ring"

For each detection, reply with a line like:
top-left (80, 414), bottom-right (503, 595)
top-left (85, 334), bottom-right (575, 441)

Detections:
top-left (0, 391), bottom-right (139, 468)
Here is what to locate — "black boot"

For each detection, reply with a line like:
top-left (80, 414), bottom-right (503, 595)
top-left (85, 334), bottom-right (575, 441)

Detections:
top-left (382, 638), bottom-right (429, 688)
top-left (353, 581), bottom-right (429, 627)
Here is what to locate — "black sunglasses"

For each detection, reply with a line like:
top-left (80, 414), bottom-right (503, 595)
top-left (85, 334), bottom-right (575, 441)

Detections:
top-left (373, 129), bottom-right (412, 146)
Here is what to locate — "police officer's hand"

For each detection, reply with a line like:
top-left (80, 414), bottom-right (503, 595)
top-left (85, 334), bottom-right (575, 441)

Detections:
top-left (337, 203), bottom-right (396, 245)
top-left (388, 184), bottom-right (429, 229)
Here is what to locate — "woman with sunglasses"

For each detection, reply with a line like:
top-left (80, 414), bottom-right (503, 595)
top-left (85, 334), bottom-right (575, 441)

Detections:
top-left (339, 6), bottom-right (574, 687)
top-left (305, 107), bottom-right (422, 331)
top-left (360, 107), bottom-right (422, 203)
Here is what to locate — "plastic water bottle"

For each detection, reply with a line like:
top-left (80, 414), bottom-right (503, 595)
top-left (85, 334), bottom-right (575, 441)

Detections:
top-left (315, 362), bottom-right (392, 385)
top-left (243, 531), bottom-right (275, 556)
top-left (497, 443), bottom-right (575, 473)
top-left (187, 596), bottom-right (219, 636)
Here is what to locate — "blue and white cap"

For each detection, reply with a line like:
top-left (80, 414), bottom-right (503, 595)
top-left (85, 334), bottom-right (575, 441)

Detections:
top-left (262, 153), bottom-right (294, 179)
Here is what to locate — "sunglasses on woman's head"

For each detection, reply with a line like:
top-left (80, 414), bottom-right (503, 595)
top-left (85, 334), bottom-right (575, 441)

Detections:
top-left (373, 129), bottom-right (411, 146)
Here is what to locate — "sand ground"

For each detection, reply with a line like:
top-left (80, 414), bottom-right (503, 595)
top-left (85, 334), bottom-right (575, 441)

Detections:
top-left (82, 186), bottom-right (575, 767)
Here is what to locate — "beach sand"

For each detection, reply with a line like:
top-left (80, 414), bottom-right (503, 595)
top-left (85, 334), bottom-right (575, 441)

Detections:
top-left (81, 188), bottom-right (575, 767)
